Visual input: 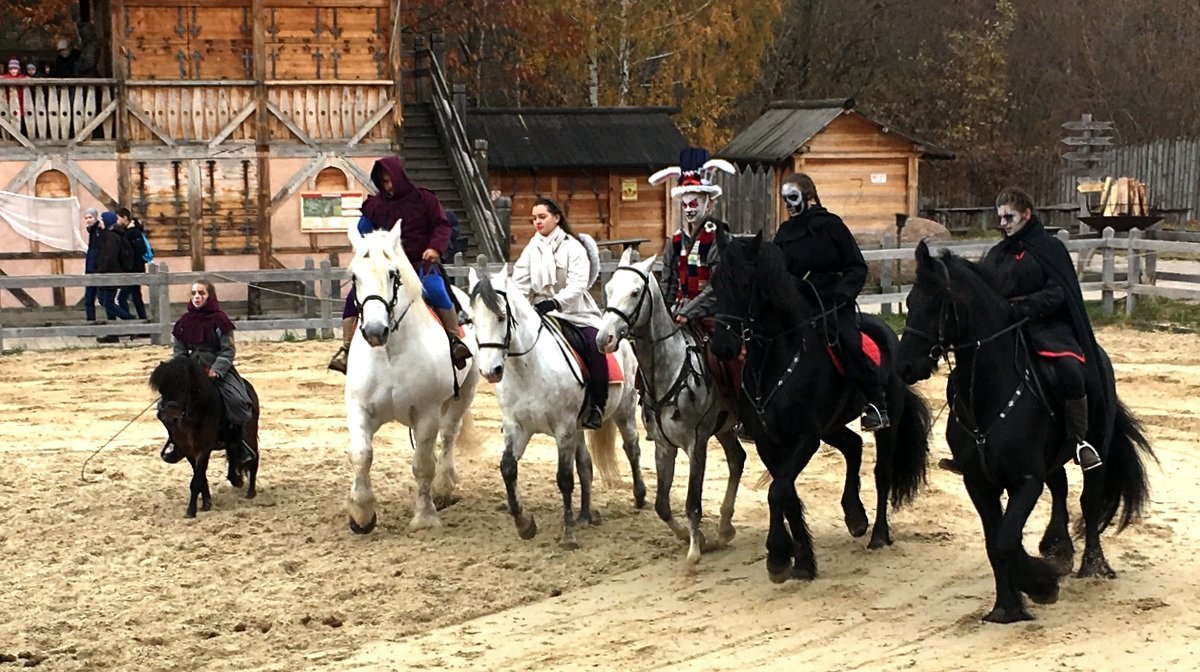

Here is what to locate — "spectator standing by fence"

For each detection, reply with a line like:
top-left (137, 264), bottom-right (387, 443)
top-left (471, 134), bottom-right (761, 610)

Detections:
top-left (51, 40), bottom-right (78, 77)
top-left (82, 207), bottom-right (102, 322)
top-left (116, 207), bottom-right (149, 320)
top-left (95, 211), bottom-right (135, 341)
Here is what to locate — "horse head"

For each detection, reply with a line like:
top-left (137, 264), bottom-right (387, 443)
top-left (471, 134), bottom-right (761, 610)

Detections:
top-left (149, 354), bottom-right (219, 445)
top-left (710, 232), bottom-right (802, 361)
top-left (898, 240), bottom-right (1007, 384)
top-left (468, 262), bottom-right (524, 383)
top-left (347, 221), bottom-right (424, 347)
top-left (598, 248), bottom-right (658, 353)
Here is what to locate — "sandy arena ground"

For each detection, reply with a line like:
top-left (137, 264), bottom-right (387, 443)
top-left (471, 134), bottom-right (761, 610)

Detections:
top-left (1, 326), bottom-right (1197, 671)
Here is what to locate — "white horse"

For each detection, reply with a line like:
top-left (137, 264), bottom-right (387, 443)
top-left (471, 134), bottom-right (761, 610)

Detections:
top-left (468, 264), bottom-right (645, 549)
top-left (343, 224), bottom-right (481, 534)
top-left (596, 250), bottom-right (746, 564)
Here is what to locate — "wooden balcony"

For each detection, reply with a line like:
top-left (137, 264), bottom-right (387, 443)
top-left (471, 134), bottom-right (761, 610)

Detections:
top-left (0, 79), bottom-right (397, 154)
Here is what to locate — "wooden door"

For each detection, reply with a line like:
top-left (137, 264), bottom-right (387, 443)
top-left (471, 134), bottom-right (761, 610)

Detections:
top-left (124, 5), bottom-right (251, 79)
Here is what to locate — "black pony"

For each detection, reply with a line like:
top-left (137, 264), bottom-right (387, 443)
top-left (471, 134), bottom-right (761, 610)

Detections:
top-left (897, 241), bottom-right (1154, 623)
top-left (709, 233), bottom-right (932, 583)
top-left (149, 355), bottom-right (260, 517)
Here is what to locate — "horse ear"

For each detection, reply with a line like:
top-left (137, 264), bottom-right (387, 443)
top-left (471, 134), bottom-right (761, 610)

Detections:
top-left (348, 220), bottom-right (366, 255)
top-left (619, 247), bottom-right (635, 266)
top-left (637, 254), bottom-right (657, 273)
top-left (915, 239), bottom-right (933, 267)
top-left (387, 219), bottom-right (404, 253)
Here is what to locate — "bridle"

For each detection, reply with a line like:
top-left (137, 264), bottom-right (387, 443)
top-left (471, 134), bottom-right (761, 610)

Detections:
top-left (476, 288), bottom-right (545, 358)
top-left (353, 267), bottom-right (412, 333)
top-left (902, 296), bottom-right (1029, 366)
top-left (602, 265), bottom-right (678, 345)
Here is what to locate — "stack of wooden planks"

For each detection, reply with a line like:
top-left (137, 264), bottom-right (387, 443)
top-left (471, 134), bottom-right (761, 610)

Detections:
top-left (1099, 176), bottom-right (1150, 216)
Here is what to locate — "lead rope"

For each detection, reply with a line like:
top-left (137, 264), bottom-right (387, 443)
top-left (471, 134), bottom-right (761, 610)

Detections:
top-left (79, 399), bottom-right (160, 484)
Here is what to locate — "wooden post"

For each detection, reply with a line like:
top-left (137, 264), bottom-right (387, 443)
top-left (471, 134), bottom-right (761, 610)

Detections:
top-left (187, 161), bottom-right (204, 271)
top-left (431, 33), bottom-right (447, 82)
top-left (112, 0), bottom-right (131, 226)
top-left (253, 0), bottom-right (272, 270)
top-left (473, 139), bottom-right (489, 189)
top-left (50, 257), bottom-right (66, 307)
top-left (1101, 226), bottom-right (1115, 316)
top-left (153, 262), bottom-right (172, 344)
top-left (303, 256), bottom-right (317, 340)
top-left (1125, 229), bottom-right (1142, 318)
top-left (880, 234), bottom-right (894, 316)
top-left (389, 0), bottom-right (404, 150)
top-left (319, 258), bottom-right (332, 339)
top-left (453, 84), bottom-right (467, 120)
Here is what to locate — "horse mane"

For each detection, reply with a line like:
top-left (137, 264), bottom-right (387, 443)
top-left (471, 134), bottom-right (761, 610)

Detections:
top-left (717, 237), bottom-right (810, 322)
top-left (933, 249), bottom-right (1006, 308)
top-left (470, 270), bottom-right (505, 318)
top-left (149, 355), bottom-right (214, 405)
top-left (354, 230), bottom-right (425, 307)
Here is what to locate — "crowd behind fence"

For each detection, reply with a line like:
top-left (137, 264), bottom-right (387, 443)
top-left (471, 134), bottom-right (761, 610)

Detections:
top-left (1, 227), bottom-right (1197, 350)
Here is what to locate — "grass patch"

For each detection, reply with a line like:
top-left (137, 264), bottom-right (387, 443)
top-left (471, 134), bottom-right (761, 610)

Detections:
top-left (280, 330), bottom-right (299, 342)
top-left (1, 345), bottom-right (26, 356)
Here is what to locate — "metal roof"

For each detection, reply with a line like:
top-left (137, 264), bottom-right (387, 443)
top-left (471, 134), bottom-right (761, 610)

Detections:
top-left (464, 107), bottom-right (688, 170)
top-left (718, 99), bottom-right (954, 163)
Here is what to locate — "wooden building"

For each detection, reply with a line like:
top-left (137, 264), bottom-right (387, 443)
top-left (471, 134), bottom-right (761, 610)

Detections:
top-left (0, 3), bottom-right (501, 308)
top-left (717, 99), bottom-right (953, 234)
top-left (465, 107), bottom-right (687, 258)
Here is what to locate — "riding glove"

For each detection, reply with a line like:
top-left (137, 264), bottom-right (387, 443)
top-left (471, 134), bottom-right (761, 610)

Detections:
top-left (535, 299), bottom-right (559, 315)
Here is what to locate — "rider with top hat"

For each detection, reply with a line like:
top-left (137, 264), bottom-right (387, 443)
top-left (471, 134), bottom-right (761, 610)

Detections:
top-left (650, 147), bottom-right (737, 327)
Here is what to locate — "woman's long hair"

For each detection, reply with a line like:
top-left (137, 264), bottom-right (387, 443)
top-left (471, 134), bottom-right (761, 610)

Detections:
top-left (533, 197), bottom-right (577, 238)
top-left (782, 173), bottom-right (822, 207)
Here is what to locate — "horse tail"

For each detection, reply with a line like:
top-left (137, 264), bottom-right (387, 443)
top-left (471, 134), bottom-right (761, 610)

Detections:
top-left (1097, 398), bottom-right (1156, 533)
top-left (588, 416), bottom-right (621, 487)
top-left (889, 385), bottom-right (932, 509)
top-left (453, 409), bottom-right (485, 458)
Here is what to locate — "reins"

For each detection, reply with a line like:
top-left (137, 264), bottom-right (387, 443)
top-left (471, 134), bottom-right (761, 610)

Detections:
top-left (79, 398), bottom-right (160, 484)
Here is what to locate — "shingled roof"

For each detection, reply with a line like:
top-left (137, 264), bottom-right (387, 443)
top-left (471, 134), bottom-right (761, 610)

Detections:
top-left (718, 98), bottom-right (954, 163)
top-left (464, 107), bottom-right (688, 170)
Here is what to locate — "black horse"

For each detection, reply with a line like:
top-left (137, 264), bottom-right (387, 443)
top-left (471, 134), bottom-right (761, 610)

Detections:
top-left (709, 233), bottom-right (932, 583)
top-left (149, 355), bottom-right (260, 517)
top-left (897, 241), bottom-right (1154, 623)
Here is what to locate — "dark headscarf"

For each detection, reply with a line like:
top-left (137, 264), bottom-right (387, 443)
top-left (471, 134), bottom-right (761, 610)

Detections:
top-left (173, 296), bottom-right (235, 346)
top-left (359, 157), bottom-right (450, 264)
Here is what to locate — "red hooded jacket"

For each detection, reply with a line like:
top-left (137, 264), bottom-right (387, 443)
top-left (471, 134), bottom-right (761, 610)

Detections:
top-left (360, 156), bottom-right (451, 266)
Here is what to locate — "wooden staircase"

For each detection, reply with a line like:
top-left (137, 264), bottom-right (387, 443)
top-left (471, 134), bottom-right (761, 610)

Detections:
top-left (401, 103), bottom-right (478, 258)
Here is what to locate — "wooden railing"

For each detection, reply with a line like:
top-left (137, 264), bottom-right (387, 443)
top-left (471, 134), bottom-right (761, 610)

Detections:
top-left (0, 79), bottom-right (118, 145)
top-left (2, 231), bottom-right (1198, 349)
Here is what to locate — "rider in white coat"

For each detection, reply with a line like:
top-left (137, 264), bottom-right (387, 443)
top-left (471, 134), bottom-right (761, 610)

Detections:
top-left (511, 197), bottom-right (608, 428)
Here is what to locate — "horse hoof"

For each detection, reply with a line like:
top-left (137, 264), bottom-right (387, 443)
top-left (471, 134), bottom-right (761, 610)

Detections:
top-left (717, 526), bottom-right (737, 545)
top-left (983, 607), bottom-right (1035, 624)
top-left (686, 547), bottom-right (702, 565)
top-left (433, 493), bottom-right (461, 511)
top-left (767, 568), bottom-right (790, 584)
top-left (245, 488), bottom-right (257, 500)
top-left (228, 473), bottom-right (245, 488)
top-left (560, 538), bottom-right (581, 551)
top-left (867, 528), bottom-right (892, 549)
top-left (845, 510), bottom-right (869, 538)
top-left (1041, 550), bottom-right (1074, 576)
top-left (201, 501), bottom-right (212, 512)
top-left (185, 509), bottom-right (197, 519)
top-left (517, 516), bottom-right (538, 540)
top-left (577, 510), bottom-right (601, 526)
top-left (408, 515), bottom-right (443, 532)
top-left (633, 491), bottom-right (647, 510)
top-left (349, 512), bottom-right (378, 535)
top-left (1027, 583), bottom-right (1060, 605)
top-left (1077, 563), bottom-right (1117, 580)
top-left (766, 557), bottom-right (791, 584)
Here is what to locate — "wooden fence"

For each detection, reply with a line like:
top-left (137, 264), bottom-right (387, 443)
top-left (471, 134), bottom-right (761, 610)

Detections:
top-left (1, 228), bottom-right (1197, 349)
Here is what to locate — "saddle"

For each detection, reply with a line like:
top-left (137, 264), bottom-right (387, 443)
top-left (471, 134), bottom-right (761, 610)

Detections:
top-left (546, 317), bottom-right (624, 384)
top-left (826, 332), bottom-right (882, 375)
top-left (427, 305), bottom-right (465, 337)
top-left (692, 317), bottom-right (744, 400)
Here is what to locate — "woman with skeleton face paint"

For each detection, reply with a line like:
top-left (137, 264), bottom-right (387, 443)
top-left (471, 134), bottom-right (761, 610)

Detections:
top-left (772, 173), bottom-right (889, 432)
top-left (649, 147), bottom-right (736, 327)
top-left (973, 187), bottom-right (1107, 471)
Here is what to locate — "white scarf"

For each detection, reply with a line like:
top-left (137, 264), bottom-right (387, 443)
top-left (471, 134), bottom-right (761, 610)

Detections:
top-left (528, 226), bottom-right (566, 295)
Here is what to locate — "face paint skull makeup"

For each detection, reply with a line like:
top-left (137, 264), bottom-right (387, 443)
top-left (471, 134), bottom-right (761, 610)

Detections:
top-left (782, 183), bottom-right (806, 217)
top-left (681, 194), bottom-right (710, 227)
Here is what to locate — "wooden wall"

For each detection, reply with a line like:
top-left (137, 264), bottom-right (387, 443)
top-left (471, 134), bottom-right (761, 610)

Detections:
top-left (122, 0), bottom-right (390, 81)
top-left (792, 113), bottom-right (920, 233)
top-left (492, 168), bottom-right (669, 259)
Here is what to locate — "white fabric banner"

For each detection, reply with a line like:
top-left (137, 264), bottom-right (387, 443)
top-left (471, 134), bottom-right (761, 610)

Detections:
top-left (0, 190), bottom-right (85, 252)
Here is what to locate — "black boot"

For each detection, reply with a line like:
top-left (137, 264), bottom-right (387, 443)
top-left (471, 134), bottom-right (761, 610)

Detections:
top-left (582, 405), bottom-right (603, 430)
top-left (1065, 396), bottom-right (1102, 471)
top-left (227, 424), bottom-right (257, 466)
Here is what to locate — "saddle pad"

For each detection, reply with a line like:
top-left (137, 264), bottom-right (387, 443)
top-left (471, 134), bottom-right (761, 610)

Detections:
top-left (570, 349), bottom-right (625, 384)
top-left (827, 332), bottom-right (882, 375)
top-left (427, 305), bottom-right (465, 337)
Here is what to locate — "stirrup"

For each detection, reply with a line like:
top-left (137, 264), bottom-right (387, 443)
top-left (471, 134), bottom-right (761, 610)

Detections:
top-left (450, 337), bottom-right (471, 370)
top-left (328, 344), bottom-right (348, 374)
top-left (1075, 440), bottom-right (1102, 472)
top-left (861, 403), bottom-right (890, 432)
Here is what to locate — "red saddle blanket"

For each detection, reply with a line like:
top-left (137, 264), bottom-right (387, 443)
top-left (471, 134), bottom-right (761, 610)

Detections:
top-left (427, 306), bottom-right (465, 338)
top-left (569, 349), bottom-right (625, 384)
top-left (827, 333), bottom-right (882, 375)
